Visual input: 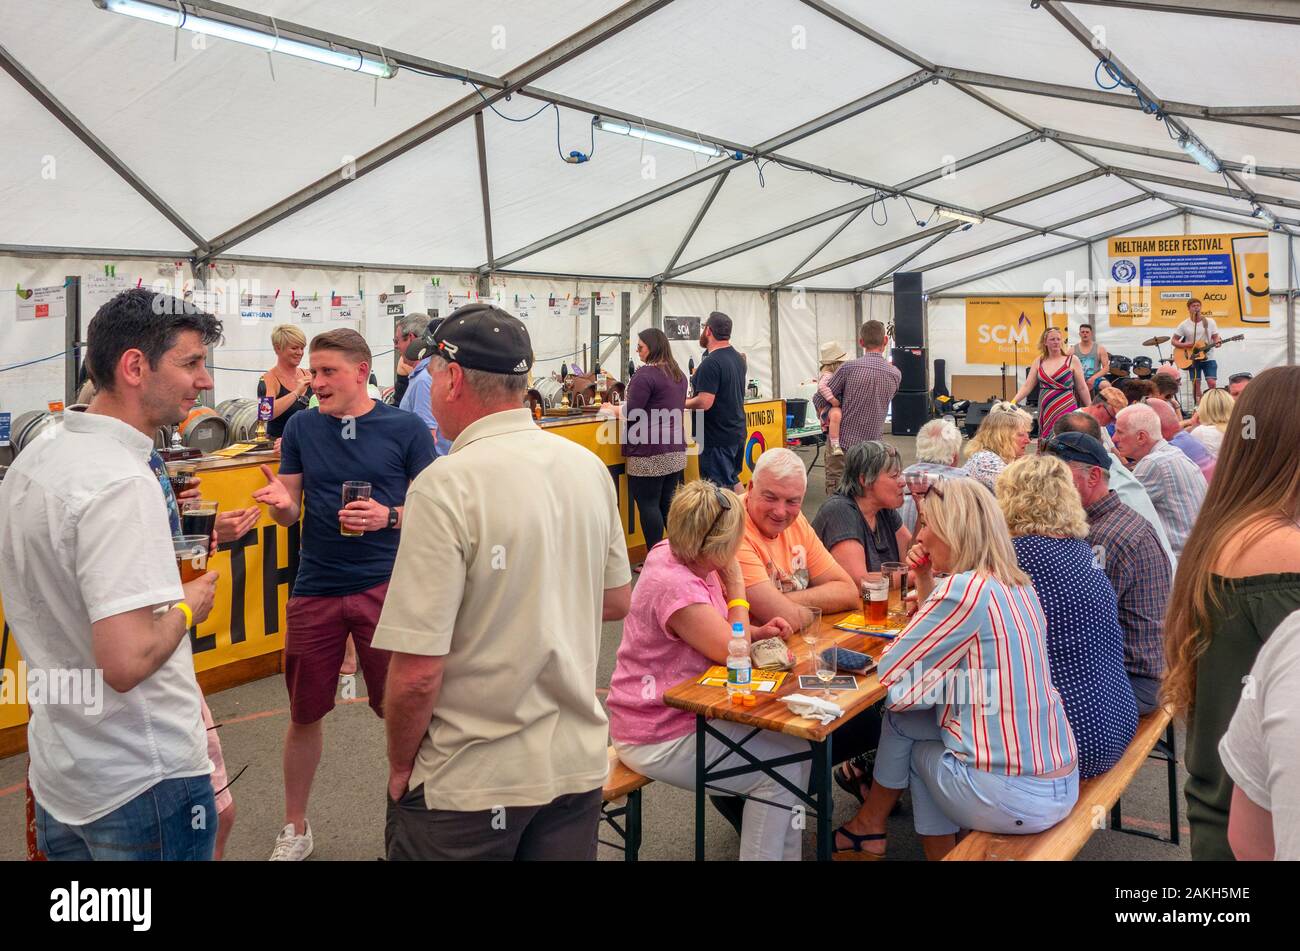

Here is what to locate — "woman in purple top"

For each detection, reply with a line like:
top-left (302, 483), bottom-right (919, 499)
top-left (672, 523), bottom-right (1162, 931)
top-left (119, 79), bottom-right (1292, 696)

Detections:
top-left (621, 329), bottom-right (688, 556)
top-left (606, 481), bottom-right (799, 860)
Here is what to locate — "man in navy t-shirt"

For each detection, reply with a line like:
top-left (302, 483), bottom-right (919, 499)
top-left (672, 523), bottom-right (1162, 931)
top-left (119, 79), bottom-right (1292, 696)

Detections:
top-left (253, 329), bottom-right (434, 860)
top-left (686, 311), bottom-right (747, 490)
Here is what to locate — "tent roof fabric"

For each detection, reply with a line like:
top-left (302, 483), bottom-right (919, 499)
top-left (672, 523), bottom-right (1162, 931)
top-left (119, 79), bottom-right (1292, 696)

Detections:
top-left (3, 0), bottom-right (1297, 291)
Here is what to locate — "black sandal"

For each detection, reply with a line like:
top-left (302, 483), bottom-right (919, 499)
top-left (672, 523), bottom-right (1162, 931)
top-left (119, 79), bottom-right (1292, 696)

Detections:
top-left (834, 755), bottom-right (872, 803)
top-left (833, 825), bottom-right (886, 861)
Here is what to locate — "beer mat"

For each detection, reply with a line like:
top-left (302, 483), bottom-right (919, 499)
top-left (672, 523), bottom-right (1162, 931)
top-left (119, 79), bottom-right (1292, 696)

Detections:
top-left (797, 675), bottom-right (859, 691)
top-left (211, 443), bottom-right (259, 457)
top-left (834, 613), bottom-right (903, 639)
top-left (697, 667), bottom-right (786, 692)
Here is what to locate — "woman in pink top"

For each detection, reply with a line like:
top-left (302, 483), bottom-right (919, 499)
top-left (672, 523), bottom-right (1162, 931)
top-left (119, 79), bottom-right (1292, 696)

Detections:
top-left (607, 481), bottom-right (799, 860)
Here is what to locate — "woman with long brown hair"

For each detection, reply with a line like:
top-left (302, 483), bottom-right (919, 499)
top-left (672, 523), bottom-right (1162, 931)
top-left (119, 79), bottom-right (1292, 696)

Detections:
top-left (1163, 365), bottom-right (1300, 860)
top-left (622, 328), bottom-right (688, 559)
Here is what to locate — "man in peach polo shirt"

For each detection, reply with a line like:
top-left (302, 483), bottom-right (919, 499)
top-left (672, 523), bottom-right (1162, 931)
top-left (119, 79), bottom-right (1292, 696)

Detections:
top-left (736, 448), bottom-right (858, 627)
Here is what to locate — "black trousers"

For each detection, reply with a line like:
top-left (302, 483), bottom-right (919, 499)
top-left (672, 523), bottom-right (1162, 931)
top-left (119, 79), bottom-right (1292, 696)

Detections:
top-left (385, 785), bottom-right (602, 861)
top-left (628, 469), bottom-right (684, 554)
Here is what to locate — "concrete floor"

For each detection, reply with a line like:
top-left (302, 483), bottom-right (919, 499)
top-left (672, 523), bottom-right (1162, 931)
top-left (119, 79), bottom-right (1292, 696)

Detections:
top-left (0, 436), bottom-right (1190, 861)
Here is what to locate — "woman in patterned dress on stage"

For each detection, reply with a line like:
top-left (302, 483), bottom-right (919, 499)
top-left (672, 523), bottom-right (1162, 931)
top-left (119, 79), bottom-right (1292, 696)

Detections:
top-left (1012, 327), bottom-right (1091, 438)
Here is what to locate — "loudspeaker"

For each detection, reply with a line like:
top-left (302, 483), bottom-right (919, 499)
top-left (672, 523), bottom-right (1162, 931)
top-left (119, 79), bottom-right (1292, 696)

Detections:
top-left (893, 271), bottom-right (923, 347)
top-left (891, 391), bottom-right (929, 437)
top-left (962, 400), bottom-right (995, 437)
top-left (891, 347), bottom-right (927, 392)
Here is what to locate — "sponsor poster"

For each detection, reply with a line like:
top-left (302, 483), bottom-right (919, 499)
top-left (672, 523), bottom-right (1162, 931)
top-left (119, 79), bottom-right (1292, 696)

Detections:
top-left (664, 315), bottom-right (702, 340)
top-left (571, 297), bottom-right (591, 320)
top-left (330, 293), bottom-right (362, 321)
top-left (239, 291), bottom-right (277, 323)
top-left (15, 284), bottom-right (66, 322)
top-left (289, 295), bottom-right (322, 323)
top-left (380, 291), bottom-right (408, 325)
top-left (594, 295), bottom-right (617, 321)
top-left (964, 298), bottom-right (1068, 366)
top-left (1108, 231), bottom-right (1270, 328)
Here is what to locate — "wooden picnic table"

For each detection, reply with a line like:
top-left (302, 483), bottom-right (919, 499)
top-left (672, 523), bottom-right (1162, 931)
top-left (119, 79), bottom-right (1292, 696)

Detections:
top-left (663, 611), bottom-right (900, 860)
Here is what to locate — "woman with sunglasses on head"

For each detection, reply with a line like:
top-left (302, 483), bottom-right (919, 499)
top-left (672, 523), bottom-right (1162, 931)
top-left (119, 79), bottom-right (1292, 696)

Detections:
top-left (606, 481), bottom-right (802, 860)
top-left (962, 403), bottom-right (1032, 492)
top-left (833, 478), bottom-right (1078, 860)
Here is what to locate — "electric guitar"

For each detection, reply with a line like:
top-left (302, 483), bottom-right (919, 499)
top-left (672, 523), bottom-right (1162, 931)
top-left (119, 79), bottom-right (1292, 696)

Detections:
top-left (1174, 333), bottom-right (1245, 370)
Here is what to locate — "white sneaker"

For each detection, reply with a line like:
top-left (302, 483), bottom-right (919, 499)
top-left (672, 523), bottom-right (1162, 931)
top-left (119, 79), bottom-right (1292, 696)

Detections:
top-left (270, 821), bottom-right (314, 861)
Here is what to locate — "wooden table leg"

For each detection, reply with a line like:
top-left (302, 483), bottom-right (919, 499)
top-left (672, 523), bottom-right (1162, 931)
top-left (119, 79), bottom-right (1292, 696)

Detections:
top-left (814, 736), bottom-right (833, 861)
top-left (694, 714), bottom-right (706, 862)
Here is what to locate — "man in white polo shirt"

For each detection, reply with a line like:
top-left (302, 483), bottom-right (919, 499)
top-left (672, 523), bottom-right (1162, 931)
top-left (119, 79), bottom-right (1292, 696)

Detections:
top-left (377, 304), bottom-right (632, 860)
top-left (0, 288), bottom-right (221, 860)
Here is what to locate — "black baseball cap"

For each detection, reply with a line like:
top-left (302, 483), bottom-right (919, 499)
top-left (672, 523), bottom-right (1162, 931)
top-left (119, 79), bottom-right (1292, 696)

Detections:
top-left (429, 304), bottom-right (533, 375)
top-left (704, 311), bottom-right (732, 340)
top-left (403, 317), bottom-right (444, 362)
top-left (1044, 431), bottom-right (1111, 470)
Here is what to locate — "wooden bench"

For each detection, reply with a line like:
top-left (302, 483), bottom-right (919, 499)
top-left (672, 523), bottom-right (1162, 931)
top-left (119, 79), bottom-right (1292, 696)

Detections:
top-left (944, 707), bottom-right (1178, 861)
top-left (600, 747), bottom-right (653, 862)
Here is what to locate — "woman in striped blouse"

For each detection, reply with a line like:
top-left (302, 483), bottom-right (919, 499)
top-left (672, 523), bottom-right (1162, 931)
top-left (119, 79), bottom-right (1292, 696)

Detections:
top-left (834, 478), bottom-right (1078, 860)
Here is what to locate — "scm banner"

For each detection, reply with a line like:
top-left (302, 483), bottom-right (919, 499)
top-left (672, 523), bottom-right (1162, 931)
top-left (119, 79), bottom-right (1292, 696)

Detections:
top-left (965, 298), bottom-right (1069, 366)
top-left (1107, 231), bottom-right (1270, 328)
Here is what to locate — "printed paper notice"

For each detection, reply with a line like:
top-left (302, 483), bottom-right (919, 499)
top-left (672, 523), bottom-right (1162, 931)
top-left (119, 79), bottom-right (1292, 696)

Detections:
top-left (16, 285), bottom-right (66, 322)
top-left (330, 294), bottom-right (362, 322)
top-left (239, 292), bottom-right (277, 323)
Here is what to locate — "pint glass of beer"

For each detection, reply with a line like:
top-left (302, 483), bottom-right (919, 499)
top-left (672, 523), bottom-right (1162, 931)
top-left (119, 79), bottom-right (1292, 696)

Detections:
top-left (862, 574), bottom-right (889, 628)
top-left (340, 481), bottom-right (372, 537)
top-left (167, 462), bottom-right (199, 497)
top-left (882, 561), bottom-right (908, 623)
top-left (180, 500), bottom-right (219, 539)
top-left (174, 535), bottom-right (210, 583)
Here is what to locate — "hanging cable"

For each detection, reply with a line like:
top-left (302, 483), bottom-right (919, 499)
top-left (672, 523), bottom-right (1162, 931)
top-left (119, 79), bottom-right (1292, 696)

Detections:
top-left (0, 352), bottom-right (66, 374)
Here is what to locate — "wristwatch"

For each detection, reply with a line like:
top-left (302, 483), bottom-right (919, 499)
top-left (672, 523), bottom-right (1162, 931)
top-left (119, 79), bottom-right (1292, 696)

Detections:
top-left (387, 506), bottom-right (399, 530)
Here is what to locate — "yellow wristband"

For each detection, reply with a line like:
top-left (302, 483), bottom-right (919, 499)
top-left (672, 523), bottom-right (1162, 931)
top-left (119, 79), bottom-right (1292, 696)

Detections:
top-left (727, 598), bottom-right (750, 611)
top-left (176, 602), bottom-right (194, 630)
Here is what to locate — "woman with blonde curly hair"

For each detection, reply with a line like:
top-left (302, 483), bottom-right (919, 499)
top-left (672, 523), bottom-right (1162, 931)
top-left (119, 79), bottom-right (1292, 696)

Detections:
top-left (1188, 388), bottom-right (1234, 457)
top-left (962, 403), bottom-right (1031, 491)
top-left (1163, 366), bottom-right (1300, 860)
top-left (997, 454), bottom-right (1137, 779)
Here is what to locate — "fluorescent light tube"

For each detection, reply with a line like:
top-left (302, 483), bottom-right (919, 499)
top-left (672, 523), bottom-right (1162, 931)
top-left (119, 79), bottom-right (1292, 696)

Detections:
top-left (936, 206), bottom-right (984, 225)
top-left (95, 0), bottom-right (397, 78)
top-left (1177, 134), bottom-right (1221, 173)
top-left (593, 116), bottom-right (727, 157)
top-left (1253, 205), bottom-right (1277, 227)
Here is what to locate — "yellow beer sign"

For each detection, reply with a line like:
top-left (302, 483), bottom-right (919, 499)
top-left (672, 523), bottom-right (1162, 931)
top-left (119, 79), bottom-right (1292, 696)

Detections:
top-left (965, 298), bottom-right (1069, 366)
top-left (1108, 231), bottom-right (1270, 328)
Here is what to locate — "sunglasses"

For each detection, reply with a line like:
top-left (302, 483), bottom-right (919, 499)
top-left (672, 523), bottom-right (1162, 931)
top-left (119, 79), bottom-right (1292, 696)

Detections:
top-left (706, 487), bottom-right (732, 538)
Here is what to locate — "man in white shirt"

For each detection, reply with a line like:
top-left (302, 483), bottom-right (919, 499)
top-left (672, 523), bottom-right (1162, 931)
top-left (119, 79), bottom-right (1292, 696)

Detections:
top-left (375, 305), bottom-right (632, 860)
top-left (1171, 298), bottom-right (1221, 403)
top-left (0, 288), bottom-right (221, 860)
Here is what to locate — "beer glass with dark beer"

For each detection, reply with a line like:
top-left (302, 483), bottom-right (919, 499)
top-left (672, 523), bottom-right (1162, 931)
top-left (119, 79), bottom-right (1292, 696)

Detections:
top-left (180, 500), bottom-right (219, 539)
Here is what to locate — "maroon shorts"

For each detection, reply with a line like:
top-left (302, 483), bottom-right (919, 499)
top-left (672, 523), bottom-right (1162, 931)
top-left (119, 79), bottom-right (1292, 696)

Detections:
top-left (284, 581), bottom-right (392, 724)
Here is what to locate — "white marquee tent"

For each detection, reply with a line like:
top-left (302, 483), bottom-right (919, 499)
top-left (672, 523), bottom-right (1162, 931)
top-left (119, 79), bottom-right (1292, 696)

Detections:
top-left (2, 0), bottom-right (1297, 416)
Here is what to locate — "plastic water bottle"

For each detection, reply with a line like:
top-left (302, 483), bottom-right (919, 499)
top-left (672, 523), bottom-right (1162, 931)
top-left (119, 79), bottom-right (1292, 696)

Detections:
top-left (726, 623), bottom-right (752, 702)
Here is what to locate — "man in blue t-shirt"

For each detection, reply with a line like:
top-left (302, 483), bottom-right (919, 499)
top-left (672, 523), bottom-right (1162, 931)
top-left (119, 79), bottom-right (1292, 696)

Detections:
top-left (253, 328), bottom-right (435, 861)
top-left (686, 311), bottom-right (747, 491)
top-left (398, 324), bottom-right (453, 456)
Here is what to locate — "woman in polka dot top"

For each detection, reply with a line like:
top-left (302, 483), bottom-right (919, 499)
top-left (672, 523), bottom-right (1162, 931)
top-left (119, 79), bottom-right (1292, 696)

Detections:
top-left (996, 455), bottom-right (1138, 779)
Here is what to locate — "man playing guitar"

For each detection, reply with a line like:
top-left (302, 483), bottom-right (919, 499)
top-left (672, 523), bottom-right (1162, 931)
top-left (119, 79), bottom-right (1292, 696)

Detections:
top-left (1171, 298), bottom-right (1221, 403)
top-left (1073, 323), bottom-right (1110, 393)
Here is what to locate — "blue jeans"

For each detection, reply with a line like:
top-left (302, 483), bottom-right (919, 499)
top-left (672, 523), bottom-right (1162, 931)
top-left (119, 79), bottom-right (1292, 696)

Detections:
top-left (36, 776), bottom-right (217, 861)
top-left (700, 443), bottom-right (744, 487)
top-left (873, 709), bottom-right (1078, 837)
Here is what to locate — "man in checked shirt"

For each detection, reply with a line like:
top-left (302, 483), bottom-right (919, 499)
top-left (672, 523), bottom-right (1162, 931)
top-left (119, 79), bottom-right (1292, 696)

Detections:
top-left (825, 319), bottom-right (901, 494)
top-left (1047, 431), bottom-right (1172, 714)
